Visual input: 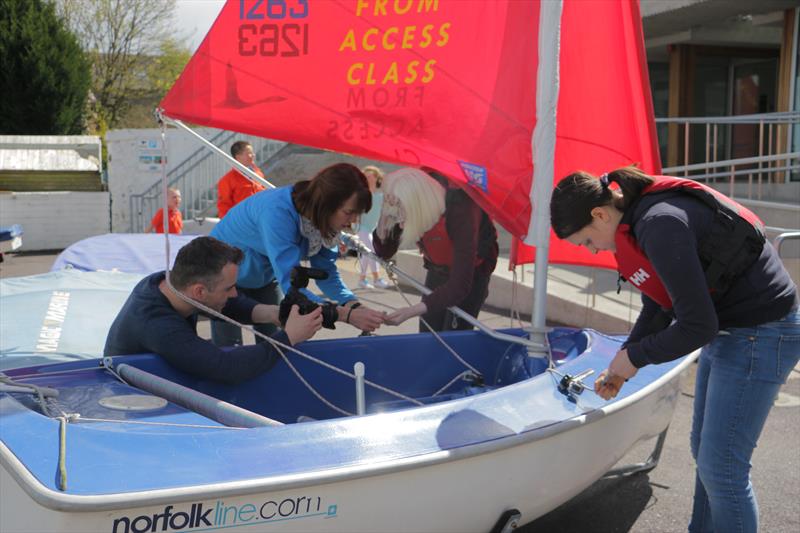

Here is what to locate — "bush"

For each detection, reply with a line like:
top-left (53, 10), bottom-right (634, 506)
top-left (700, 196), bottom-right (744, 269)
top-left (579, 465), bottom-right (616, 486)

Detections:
top-left (0, 0), bottom-right (90, 134)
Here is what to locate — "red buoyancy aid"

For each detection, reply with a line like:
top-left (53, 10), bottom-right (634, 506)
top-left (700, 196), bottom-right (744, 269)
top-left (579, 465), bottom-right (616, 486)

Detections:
top-left (614, 176), bottom-right (765, 309)
top-left (419, 215), bottom-right (484, 269)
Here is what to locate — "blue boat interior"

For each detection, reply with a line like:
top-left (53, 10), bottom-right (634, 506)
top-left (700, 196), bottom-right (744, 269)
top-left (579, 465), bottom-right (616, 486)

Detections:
top-left (4, 327), bottom-right (593, 426)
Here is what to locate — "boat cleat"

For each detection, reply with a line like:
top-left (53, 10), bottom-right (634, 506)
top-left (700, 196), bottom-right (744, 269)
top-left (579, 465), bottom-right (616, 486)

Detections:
top-left (557, 368), bottom-right (595, 399)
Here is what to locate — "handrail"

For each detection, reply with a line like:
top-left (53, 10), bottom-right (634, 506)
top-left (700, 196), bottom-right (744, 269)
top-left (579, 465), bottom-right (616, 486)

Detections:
top-left (128, 118), bottom-right (294, 232)
top-left (663, 152), bottom-right (799, 175)
top-left (773, 232), bottom-right (800, 258)
top-left (656, 111), bottom-right (800, 125)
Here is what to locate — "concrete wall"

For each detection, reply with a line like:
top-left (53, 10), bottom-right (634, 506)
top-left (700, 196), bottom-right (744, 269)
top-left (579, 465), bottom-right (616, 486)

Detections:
top-left (106, 128), bottom-right (219, 232)
top-left (0, 192), bottom-right (110, 251)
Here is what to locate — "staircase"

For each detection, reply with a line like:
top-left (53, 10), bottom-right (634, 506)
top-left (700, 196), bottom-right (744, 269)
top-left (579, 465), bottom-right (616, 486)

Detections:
top-left (128, 131), bottom-right (308, 232)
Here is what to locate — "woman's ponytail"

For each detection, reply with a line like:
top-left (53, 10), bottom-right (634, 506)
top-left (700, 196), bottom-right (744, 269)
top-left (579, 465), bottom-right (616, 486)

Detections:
top-left (550, 165), bottom-right (654, 239)
top-left (606, 165), bottom-right (654, 210)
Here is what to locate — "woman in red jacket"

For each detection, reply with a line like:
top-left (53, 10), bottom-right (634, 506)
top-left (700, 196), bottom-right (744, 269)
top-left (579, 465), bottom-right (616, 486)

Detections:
top-left (373, 167), bottom-right (498, 332)
top-left (550, 166), bottom-right (799, 533)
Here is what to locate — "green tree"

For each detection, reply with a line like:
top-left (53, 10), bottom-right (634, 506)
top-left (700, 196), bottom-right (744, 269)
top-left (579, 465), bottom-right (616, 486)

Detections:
top-left (58, 0), bottom-right (183, 128)
top-left (147, 38), bottom-right (192, 99)
top-left (0, 0), bottom-right (90, 134)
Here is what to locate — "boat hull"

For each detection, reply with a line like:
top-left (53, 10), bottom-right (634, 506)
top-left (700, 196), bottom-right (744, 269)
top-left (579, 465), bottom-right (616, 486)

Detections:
top-left (1, 346), bottom-right (691, 533)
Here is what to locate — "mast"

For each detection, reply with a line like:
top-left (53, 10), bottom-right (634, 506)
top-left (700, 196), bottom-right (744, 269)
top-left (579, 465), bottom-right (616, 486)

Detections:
top-left (527, 0), bottom-right (563, 358)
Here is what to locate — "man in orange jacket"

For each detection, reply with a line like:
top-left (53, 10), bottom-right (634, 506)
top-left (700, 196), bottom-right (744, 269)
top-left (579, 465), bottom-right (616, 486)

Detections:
top-left (217, 141), bottom-right (267, 218)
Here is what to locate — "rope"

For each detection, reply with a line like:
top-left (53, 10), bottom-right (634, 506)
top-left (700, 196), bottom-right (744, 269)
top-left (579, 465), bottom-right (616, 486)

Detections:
top-left (342, 232), bottom-right (482, 378)
top-left (433, 371), bottom-right (474, 397)
top-left (386, 279), bottom-right (483, 377)
top-left (57, 416), bottom-right (67, 491)
top-left (152, 121), bottom-right (421, 415)
top-left (0, 376), bottom-right (54, 417)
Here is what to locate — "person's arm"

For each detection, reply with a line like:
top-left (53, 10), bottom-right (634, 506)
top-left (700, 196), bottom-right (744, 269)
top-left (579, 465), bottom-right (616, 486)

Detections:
top-left (622, 294), bottom-right (670, 348)
top-left (251, 304), bottom-right (280, 325)
top-left (148, 209), bottom-right (163, 233)
top-left (217, 292), bottom-right (259, 323)
top-left (217, 173), bottom-right (234, 218)
top-left (372, 224), bottom-right (401, 260)
top-left (421, 199), bottom-right (481, 313)
top-left (142, 312), bottom-right (288, 385)
top-left (624, 215), bottom-right (719, 368)
top-left (309, 246), bottom-right (357, 304)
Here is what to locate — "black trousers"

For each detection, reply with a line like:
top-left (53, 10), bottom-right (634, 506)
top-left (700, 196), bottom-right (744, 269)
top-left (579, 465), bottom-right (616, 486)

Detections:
top-left (418, 267), bottom-right (491, 332)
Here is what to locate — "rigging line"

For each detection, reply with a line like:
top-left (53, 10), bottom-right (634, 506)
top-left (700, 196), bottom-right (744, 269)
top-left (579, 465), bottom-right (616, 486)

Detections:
top-left (388, 279), bottom-right (482, 377)
top-left (432, 371), bottom-right (473, 398)
top-left (0, 376), bottom-right (55, 417)
top-left (153, 120), bottom-right (422, 412)
top-left (343, 289), bottom-right (476, 395)
top-left (340, 233), bottom-right (546, 351)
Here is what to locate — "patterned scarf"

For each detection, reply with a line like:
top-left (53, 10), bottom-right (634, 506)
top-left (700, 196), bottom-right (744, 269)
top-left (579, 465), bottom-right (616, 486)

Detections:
top-left (300, 216), bottom-right (338, 257)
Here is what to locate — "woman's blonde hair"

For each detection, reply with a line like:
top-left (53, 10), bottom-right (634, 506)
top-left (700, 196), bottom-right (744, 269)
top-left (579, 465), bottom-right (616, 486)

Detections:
top-left (382, 168), bottom-right (445, 249)
top-left (361, 165), bottom-right (385, 188)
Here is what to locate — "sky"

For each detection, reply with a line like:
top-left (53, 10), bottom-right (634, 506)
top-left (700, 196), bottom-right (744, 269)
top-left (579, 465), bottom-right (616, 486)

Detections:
top-left (174, 0), bottom-right (225, 52)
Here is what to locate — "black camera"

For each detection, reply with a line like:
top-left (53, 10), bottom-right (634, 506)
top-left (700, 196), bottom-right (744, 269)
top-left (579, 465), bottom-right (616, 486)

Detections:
top-left (279, 266), bottom-right (338, 329)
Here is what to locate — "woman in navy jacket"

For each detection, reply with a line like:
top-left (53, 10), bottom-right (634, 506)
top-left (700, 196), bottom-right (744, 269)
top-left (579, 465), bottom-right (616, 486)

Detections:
top-left (550, 165), bottom-right (799, 533)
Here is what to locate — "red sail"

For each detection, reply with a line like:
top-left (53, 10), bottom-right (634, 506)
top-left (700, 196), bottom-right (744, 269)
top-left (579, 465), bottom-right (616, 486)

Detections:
top-left (161, 0), bottom-right (659, 270)
top-left (161, 0), bottom-right (539, 239)
top-left (511, 0), bottom-right (661, 269)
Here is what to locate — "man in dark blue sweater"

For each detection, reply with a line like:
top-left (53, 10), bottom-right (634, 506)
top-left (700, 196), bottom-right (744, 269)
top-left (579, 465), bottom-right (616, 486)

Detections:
top-left (104, 237), bottom-right (322, 384)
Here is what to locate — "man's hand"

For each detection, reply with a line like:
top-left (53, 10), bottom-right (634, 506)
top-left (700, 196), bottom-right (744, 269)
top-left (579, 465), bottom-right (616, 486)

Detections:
top-left (284, 305), bottom-right (322, 345)
top-left (385, 302), bottom-right (427, 326)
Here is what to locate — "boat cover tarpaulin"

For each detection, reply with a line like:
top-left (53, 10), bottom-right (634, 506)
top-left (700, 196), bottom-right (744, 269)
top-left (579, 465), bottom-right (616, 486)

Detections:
top-left (52, 234), bottom-right (198, 273)
top-left (160, 0), bottom-right (659, 270)
top-left (0, 270), bottom-right (143, 370)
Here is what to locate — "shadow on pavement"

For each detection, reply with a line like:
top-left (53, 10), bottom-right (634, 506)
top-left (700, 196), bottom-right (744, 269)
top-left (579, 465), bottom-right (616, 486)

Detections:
top-left (520, 473), bottom-right (654, 533)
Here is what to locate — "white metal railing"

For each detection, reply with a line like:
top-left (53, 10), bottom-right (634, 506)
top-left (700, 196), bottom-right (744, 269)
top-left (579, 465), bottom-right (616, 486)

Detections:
top-left (657, 112), bottom-right (800, 202)
top-left (663, 152), bottom-right (800, 200)
top-left (129, 131), bottom-right (290, 232)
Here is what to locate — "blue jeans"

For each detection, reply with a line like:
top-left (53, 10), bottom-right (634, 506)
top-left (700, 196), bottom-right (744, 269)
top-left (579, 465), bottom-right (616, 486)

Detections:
top-left (689, 308), bottom-right (800, 533)
top-left (210, 281), bottom-right (282, 346)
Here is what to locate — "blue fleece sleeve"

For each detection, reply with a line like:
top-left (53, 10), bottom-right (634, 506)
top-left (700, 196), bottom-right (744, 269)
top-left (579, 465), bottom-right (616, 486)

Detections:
top-left (309, 245), bottom-right (356, 304)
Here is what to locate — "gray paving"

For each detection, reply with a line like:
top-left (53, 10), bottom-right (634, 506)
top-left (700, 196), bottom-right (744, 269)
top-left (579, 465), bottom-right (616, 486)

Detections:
top-left (1, 250), bottom-right (798, 532)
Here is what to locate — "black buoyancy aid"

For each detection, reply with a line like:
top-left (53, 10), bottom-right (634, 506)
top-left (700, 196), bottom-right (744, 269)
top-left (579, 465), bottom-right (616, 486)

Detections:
top-left (614, 176), bottom-right (765, 309)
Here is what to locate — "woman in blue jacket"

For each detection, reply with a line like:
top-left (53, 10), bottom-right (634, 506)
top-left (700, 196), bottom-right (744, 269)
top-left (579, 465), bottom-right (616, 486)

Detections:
top-left (210, 163), bottom-right (385, 346)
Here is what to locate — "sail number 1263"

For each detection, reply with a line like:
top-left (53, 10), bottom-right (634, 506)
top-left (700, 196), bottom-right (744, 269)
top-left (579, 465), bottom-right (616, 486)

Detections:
top-left (238, 23), bottom-right (309, 56)
top-left (238, 0), bottom-right (309, 57)
top-left (240, 0), bottom-right (308, 20)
